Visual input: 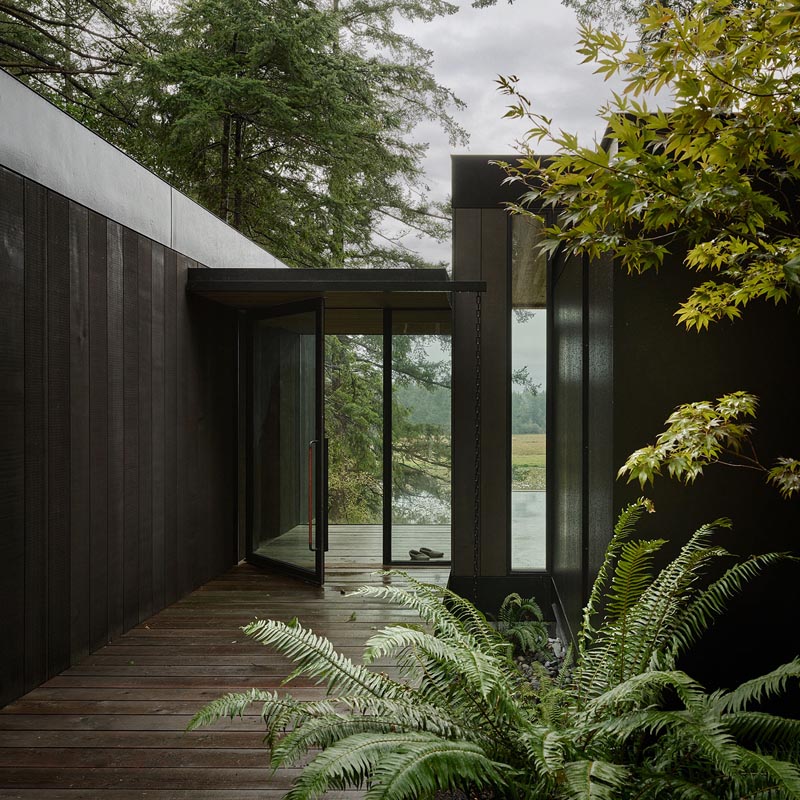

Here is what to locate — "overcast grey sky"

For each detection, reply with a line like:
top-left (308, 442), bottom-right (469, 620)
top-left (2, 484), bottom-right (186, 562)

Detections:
top-left (391, 0), bottom-right (625, 266)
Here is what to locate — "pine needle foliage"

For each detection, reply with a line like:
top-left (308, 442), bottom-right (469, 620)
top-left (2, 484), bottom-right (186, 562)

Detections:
top-left (190, 508), bottom-right (800, 799)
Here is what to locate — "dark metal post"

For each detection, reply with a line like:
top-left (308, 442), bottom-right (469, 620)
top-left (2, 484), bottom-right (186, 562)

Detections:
top-left (472, 292), bottom-right (482, 603)
top-left (382, 307), bottom-right (392, 565)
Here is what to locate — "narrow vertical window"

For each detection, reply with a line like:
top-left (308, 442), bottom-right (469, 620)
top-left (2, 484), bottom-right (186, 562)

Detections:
top-left (511, 215), bottom-right (547, 570)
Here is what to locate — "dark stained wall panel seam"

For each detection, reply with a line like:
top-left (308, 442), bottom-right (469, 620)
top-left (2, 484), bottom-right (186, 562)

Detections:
top-left (0, 167), bottom-right (26, 706)
top-left (88, 210), bottom-right (109, 652)
top-left (137, 238), bottom-right (153, 622)
top-left (23, 178), bottom-right (49, 693)
top-left (46, 190), bottom-right (71, 676)
top-left (107, 221), bottom-right (124, 639)
top-left (68, 201), bottom-right (91, 663)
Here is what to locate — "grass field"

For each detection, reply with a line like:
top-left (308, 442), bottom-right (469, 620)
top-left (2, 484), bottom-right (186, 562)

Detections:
top-left (512, 434), bottom-right (546, 466)
top-left (512, 434), bottom-right (546, 490)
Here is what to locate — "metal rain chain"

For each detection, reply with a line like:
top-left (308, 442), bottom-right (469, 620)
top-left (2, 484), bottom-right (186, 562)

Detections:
top-left (472, 291), bottom-right (482, 605)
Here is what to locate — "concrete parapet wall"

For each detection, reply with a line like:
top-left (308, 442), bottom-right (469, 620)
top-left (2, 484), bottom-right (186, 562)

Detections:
top-left (0, 68), bottom-right (287, 270)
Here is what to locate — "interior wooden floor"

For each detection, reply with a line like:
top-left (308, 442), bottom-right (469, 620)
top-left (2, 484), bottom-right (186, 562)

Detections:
top-left (255, 523), bottom-right (451, 567)
top-left (0, 562), bottom-right (450, 799)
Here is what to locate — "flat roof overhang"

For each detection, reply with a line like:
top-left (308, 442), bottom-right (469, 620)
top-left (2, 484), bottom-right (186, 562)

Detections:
top-left (187, 268), bottom-right (486, 333)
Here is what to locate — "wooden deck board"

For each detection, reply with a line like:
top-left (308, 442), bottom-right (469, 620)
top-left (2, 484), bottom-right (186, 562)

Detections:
top-left (0, 563), bottom-right (449, 799)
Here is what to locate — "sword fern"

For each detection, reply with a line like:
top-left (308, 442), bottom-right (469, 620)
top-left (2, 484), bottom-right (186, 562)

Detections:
top-left (189, 507), bottom-right (800, 799)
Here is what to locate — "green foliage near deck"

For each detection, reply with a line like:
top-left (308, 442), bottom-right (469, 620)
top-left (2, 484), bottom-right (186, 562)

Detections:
top-left (190, 499), bottom-right (800, 799)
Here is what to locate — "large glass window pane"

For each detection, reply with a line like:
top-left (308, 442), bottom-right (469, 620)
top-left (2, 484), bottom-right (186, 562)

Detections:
top-left (325, 334), bottom-right (383, 527)
top-left (251, 313), bottom-right (317, 570)
top-left (392, 313), bottom-right (451, 563)
top-left (511, 216), bottom-right (547, 570)
top-left (323, 332), bottom-right (384, 565)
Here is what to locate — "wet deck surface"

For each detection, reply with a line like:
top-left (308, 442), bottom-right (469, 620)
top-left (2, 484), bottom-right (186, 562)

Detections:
top-left (0, 563), bottom-right (449, 799)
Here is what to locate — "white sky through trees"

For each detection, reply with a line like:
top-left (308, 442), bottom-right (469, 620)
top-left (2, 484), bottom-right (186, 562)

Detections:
top-left (392, 0), bottom-right (625, 266)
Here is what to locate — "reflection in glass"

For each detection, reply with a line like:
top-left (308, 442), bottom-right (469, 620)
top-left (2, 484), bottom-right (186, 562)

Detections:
top-left (325, 334), bottom-right (383, 526)
top-left (252, 313), bottom-right (317, 570)
top-left (392, 317), bottom-right (451, 563)
top-left (511, 215), bottom-right (547, 570)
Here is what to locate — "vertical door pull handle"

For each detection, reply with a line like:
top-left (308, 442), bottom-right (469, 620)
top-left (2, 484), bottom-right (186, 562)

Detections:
top-left (308, 440), bottom-right (318, 551)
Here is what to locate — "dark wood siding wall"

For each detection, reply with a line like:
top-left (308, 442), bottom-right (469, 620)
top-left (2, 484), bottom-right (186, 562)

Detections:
top-left (610, 264), bottom-right (800, 689)
top-left (452, 208), bottom-right (510, 579)
top-left (0, 165), bottom-right (238, 707)
top-left (549, 252), bottom-right (585, 637)
top-left (451, 156), bottom-right (799, 686)
top-left (548, 252), bottom-right (616, 639)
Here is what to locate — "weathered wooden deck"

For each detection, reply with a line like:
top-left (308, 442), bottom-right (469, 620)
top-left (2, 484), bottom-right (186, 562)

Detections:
top-left (0, 563), bottom-right (449, 799)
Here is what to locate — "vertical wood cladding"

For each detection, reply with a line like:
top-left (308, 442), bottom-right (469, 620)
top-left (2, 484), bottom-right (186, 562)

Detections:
top-left (0, 165), bottom-right (238, 707)
top-left (549, 252), bottom-right (586, 638)
top-left (23, 181), bottom-right (48, 693)
top-left (106, 222), bottom-right (125, 640)
top-left (0, 168), bottom-right (26, 705)
top-left (451, 207), bottom-right (510, 580)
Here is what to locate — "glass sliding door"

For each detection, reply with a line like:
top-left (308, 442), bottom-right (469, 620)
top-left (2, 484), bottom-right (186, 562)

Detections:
top-left (248, 300), bottom-right (325, 582)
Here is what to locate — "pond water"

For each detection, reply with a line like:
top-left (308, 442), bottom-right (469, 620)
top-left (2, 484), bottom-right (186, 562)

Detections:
top-left (392, 490), bottom-right (546, 570)
top-left (512, 490), bottom-right (546, 570)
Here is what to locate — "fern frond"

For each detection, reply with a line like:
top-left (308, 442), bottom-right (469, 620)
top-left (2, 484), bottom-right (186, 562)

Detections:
top-left (354, 583), bottom-right (477, 648)
top-left (627, 520), bottom-right (731, 663)
top-left (283, 732), bottom-right (418, 798)
top-left (580, 498), bottom-right (652, 654)
top-left (437, 583), bottom-right (507, 653)
top-left (243, 618), bottom-right (403, 699)
top-left (589, 707), bottom-right (681, 741)
top-left (724, 711), bottom-right (800, 748)
top-left (561, 759), bottom-right (629, 800)
top-left (362, 625), bottom-right (508, 700)
top-left (367, 575), bottom-right (507, 657)
top-left (736, 749), bottom-right (800, 799)
top-left (365, 734), bottom-right (507, 800)
top-left (633, 770), bottom-right (721, 800)
top-left (499, 592), bottom-right (544, 625)
top-left (518, 727), bottom-right (569, 774)
top-left (187, 690), bottom-right (348, 751)
top-left (504, 622), bottom-right (549, 656)
top-left (585, 670), bottom-right (705, 716)
top-left (579, 520), bottom-right (734, 694)
top-left (606, 539), bottom-right (667, 622)
top-left (272, 693), bottom-right (478, 769)
top-left (667, 553), bottom-right (791, 665)
top-left (271, 713), bottom-right (395, 768)
top-left (592, 706), bottom-right (740, 777)
top-left (670, 713), bottom-right (740, 777)
top-left (345, 696), bottom-right (468, 740)
top-left (186, 687), bottom-right (281, 730)
top-left (714, 659), bottom-right (800, 714)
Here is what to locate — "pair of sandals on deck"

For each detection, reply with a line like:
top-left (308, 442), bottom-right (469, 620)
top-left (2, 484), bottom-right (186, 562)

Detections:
top-left (408, 547), bottom-right (444, 561)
